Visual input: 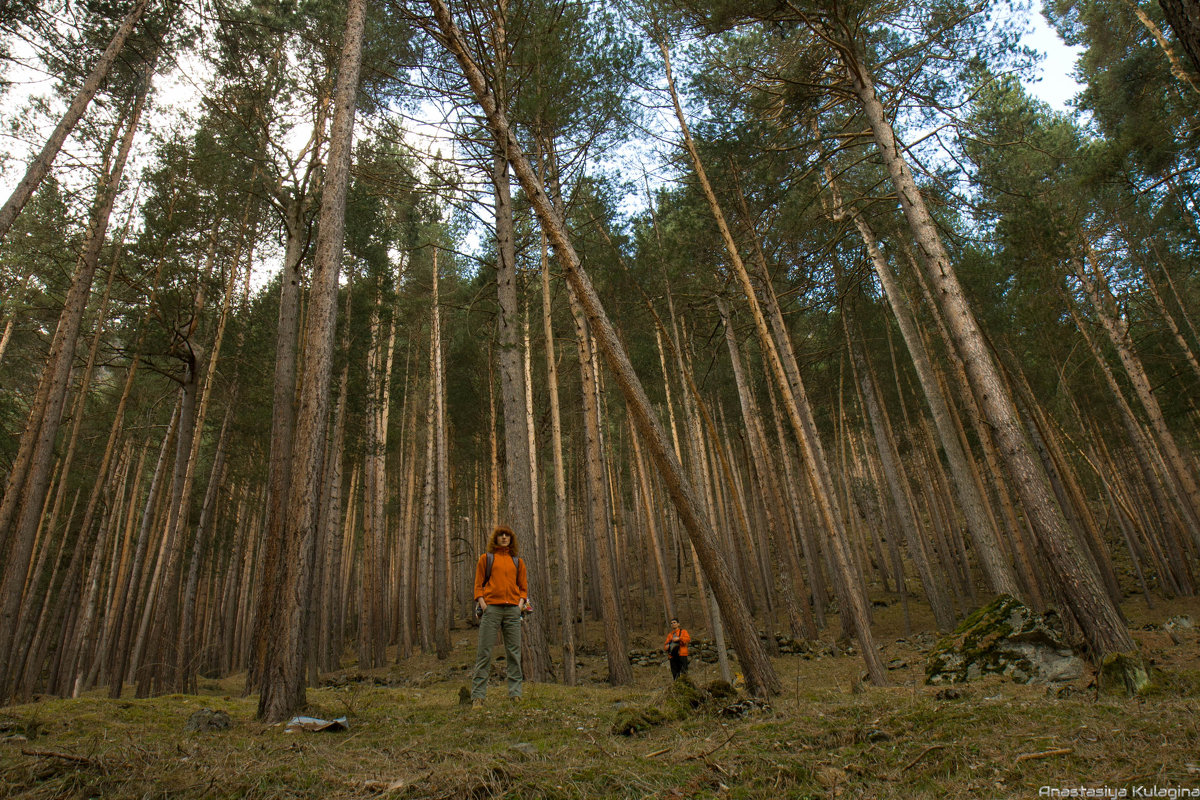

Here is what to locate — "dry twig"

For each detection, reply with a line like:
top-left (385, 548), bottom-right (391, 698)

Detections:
top-left (686, 732), bottom-right (736, 761)
top-left (1015, 747), bottom-right (1074, 763)
top-left (21, 749), bottom-right (103, 767)
top-left (902, 744), bottom-right (945, 772)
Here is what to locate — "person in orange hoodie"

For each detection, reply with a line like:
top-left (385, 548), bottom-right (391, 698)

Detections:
top-left (664, 617), bottom-right (690, 680)
top-left (470, 525), bottom-right (529, 706)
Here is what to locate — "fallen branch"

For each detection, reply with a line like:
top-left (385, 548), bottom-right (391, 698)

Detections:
top-left (902, 744), bottom-right (945, 772)
top-left (1015, 747), bottom-right (1074, 764)
top-left (21, 749), bottom-right (101, 767)
top-left (686, 732), bottom-right (736, 761)
top-left (585, 733), bottom-right (611, 759)
top-left (644, 748), bottom-right (672, 758)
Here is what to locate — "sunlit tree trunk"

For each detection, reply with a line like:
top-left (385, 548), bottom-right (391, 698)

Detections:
top-left (0, 0), bottom-right (153, 243)
top-left (842, 44), bottom-right (1134, 658)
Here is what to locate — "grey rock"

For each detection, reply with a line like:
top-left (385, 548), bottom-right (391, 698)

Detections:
top-left (925, 594), bottom-right (1084, 687)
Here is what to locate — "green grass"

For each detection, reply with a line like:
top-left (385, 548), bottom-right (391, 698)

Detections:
top-left (2, 599), bottom-right (1199, 798)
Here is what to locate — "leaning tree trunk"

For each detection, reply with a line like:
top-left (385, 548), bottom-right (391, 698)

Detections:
top-left (841, 42), bottom-right (1135, 659)
top-left (427, 0), bottom-right (780, 695)
top-left (257, 0), bottom-right (366, 724)
top-left (0, 0), bottom-right (154, 244)
top-left (0, 76), bottom-right (148, 697)
top-left (657, 35), bottom-right (884, 684)
top-left (832, 187), bottom-right (1020, 597)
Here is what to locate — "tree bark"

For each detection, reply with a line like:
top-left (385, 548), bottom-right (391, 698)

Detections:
top-left (257, 0), bottom-right (366, 724)
top-left (843, 47), bottom-right (1134, 658)
top-left (0, 0), bottom-right (154, 243)
top-left (427, 0), bottom-right (780, 695)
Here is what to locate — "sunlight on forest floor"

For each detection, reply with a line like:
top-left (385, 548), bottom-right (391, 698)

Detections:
top-left (2, 595), bottom-right (1198, 799)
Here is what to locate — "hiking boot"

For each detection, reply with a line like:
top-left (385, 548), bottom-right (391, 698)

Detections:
top-left (471, 698), bottom-right (485, 708)
top-left (509, 695), bottom-right (522, 703)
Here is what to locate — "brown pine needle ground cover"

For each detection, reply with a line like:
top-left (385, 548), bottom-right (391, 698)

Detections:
top-left (1, 597), bottom-right (1198, 799)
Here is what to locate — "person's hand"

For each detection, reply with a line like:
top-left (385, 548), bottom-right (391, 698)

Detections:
top-left (478, 599), bottom-right (487, 612)
top-left (518, 598), bottom-right (528, 612)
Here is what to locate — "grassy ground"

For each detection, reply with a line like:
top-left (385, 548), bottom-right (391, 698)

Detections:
top-left (2, 596), bottom-right (1198, 799)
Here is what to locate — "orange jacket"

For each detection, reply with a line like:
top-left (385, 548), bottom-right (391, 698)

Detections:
top-left (473, 548), bottom-right (527, 606)
top-left (664, 628), bottom-right (690, 657)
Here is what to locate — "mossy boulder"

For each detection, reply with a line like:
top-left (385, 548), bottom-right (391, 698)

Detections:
top-left (609, 677), bottom-right (751, 735)
top-left (1098, 652), bottom-right (1161, 697)
top-left (925, 595), bottom-right (1083, 686)
top-left (610, 706), bottom-right (670, 736)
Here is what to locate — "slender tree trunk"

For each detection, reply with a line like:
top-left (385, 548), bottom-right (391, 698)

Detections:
top-left (431, 249), bottom-right (452, 660)
top-left (0, 77), bottom-right (148, 695)
top-left (257, 0), bottom-right (366, 723)
top-left (842, 45), bottom-right (1134, 658)
top-left (429, 0), bottom-right (780, 695)
top-left (0, 0), bottom-right (153, 243)
top-left (540, 216), bottom-right (576, 684)
top-left (568, 289), bottom-right (632, 684)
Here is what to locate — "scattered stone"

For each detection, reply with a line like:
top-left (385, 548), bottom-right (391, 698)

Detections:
top-left (935, 688), bottom-right (962, 701)
top-left (925, 595), bottom-right (1084, 687)
top-left (1164, 615), bottom-right (1194, 630)
top-left (886, 658), bottom-right (908, 670)
top-left (184, 709), bottom-right (231, 733)
top-left (718, 697), bottom-right (771, 718)
top-left (865, 728), bottom-right (893, 742)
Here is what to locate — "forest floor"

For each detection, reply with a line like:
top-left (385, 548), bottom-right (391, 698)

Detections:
top-left (1, 595), bottom-right (1199, 800)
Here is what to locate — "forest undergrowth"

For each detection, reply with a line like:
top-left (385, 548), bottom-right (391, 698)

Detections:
top-left (1, 596), bottom-right (1198, 800)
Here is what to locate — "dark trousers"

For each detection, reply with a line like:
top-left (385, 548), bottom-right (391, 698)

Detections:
top-left (669, 654), bottom-right (688, 680)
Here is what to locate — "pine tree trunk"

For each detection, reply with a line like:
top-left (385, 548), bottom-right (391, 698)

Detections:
top-left (429, 0), bottom-right (780, 694)
top-left (432, 249), bottom-right (452, 660)
top-left (257, 0), bottom-right (366, 724)
top-left (0, 79), bottom-right (148, 696)
top-left (540, 217), bottom-right (576, 684)
top-left (844, 49), bottom-right (1134, 658)
top-left (0, 0), bottom-right (153, 243)
top-left (568, 290), bottom-right (632, 684)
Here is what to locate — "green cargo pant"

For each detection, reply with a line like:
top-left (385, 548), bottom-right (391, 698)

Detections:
top-left (471, 604), bottom-right (523, 699)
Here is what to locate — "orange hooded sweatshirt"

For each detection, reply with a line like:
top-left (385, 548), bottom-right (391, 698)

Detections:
top-left (473, 548), bottom-right (527, 606)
